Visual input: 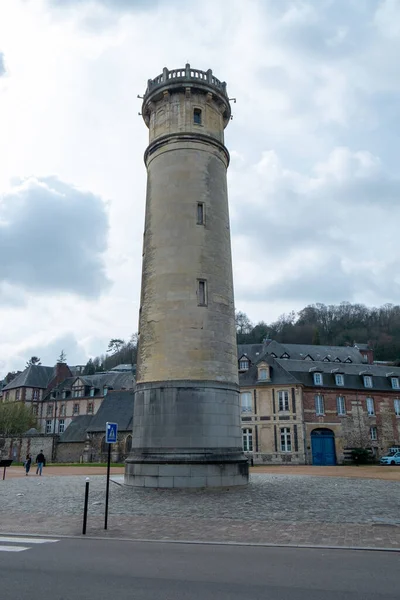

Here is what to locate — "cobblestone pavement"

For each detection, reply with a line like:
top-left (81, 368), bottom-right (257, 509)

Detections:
top-left (1, 473), bottom-right (400, 548)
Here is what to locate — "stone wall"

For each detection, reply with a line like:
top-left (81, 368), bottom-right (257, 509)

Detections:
top-left (56, 442), bottom-right (85, 463)
top-left (0, 435), bottom-right (56, 463)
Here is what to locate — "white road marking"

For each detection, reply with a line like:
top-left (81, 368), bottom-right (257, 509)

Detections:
top-left (0, 536), bottom-right (58, 545)
top-left (0, 545), bottom-right (30, 552)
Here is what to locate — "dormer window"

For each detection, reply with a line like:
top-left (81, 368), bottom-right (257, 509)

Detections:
top-left (239, 358), bottom-right (249, 371)
top-left (103, 386), bottom-right (108, 396)
top-left (258, 366), bottom-right (269, 381)
top-left (323, 356), bottom-right (331, 362)
top-left (313, 372), bottom-right (323, 386)
top-left (363, 375), bottom-right (373, 388)
top-left (281, 353), bottom-right (290, 359)
top-left (391, 377), bottom-right (399, 389)
top-left (335, 374), bottom-right (344, 386)
top-left (344, 357), bottom-right (352, 363)
top-left (90, 387), bottom-right (95, 397)
top-left (270, 353), bottom-right (277, 358)
top-left (62, 390), bottom-right (67, 399)
top-left (304, 355), bottom-right (313, 361)
top-left (334, 358), bottom-right (341, 363)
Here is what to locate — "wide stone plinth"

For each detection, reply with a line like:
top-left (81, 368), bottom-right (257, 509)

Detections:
top-left (124, 380), bottom-right (249, 488)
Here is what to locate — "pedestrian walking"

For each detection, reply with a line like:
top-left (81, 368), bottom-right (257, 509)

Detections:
top-left (36, 450), bottom-right (46, 476)
top-left (24, 454), bottom-right (32, 476)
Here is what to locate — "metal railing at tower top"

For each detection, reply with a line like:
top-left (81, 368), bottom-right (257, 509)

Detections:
top-left (144, 63), bottom-right (228, 98)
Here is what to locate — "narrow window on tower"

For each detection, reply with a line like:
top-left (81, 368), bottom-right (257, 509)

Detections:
top-left (193, 108), bottom-right (202, 125)
top-left (197, 279), bottom-right (207, 306)
top-left (197, 202), bottom-right (205, 225)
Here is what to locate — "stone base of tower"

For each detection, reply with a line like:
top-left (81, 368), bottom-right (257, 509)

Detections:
top-left (125, 454), bottom-right (249, 488)
top-left (124, 380), bottom-right (249, 489)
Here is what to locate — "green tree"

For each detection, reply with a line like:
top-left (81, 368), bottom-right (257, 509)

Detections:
top-left (0, 402), bottom-right (38, 436)
top-left (83, 358), bottom-right (96, 375)
top-left (57, 350), bottom-right (67, 364)
top-left (26, 356), bottom-right (41, 368)
top-left (107, 339), bottom-right (125, 355)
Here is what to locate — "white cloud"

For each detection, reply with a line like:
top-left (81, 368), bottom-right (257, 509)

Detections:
top-left (0, 177), bottom-right (110, 298)
top-left (0, 0), bottom-right (399, 375)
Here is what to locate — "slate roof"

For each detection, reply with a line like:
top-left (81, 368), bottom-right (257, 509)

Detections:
top-left (59, 415), bottom-right (94, 443)
top-left (239, 355), bottom-right (299, 387)
top-left (275, 359), bottom-right (400, 393)
top-left (237, 343), bottom-right (271, 363)
top-left (238, 341), bottom-right (366, 365)
top-left (2, 365), bottom-right (55, 391)
top-left (44, 371), bottom-right (135, 400)
top-left (87, 390), bottom-right (134, 433)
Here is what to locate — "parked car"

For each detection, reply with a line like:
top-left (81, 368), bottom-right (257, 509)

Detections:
top-left (380, 451), bottom-right (400, 465)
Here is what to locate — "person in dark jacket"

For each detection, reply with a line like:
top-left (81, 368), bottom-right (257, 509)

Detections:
top-left (36, 450), bottom-right (46, 476)
top-left (24, 454), bottom-right (32, 476)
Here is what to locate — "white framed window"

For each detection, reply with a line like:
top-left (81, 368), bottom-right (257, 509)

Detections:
top-left (391, 377), bottom-right (399, 389)
top-left (370, 426), bottom-right (377, 441)
top-left (280, 427), bottom-right (292, 452)
top-left (315, 394), bottom-right (324, 415)
top-left (336, 396), bottom-right (346, 416)
top-left (239, 359), bottom-right (249, 371)
top-left (58, 419), bottom-right (65, 434)
top-left (46, 420), bottom-right (52, 434)
top-left (73, 386), bottom-right (84, 398)
top-left (313, 372), bottom-right (323, 385)
top-left (89, 388), bottom-right (95, 397)
top-left (62, 390), bottom-right (67, 399)
top-left (15, 389), bottom-right (20, 401)
top-left (278, 390), bottom-right (289, 411)
top-left (366, 397), bottom-right (375, 416)
top-left (103, 386), bottom-right (108, 396)
top-left (33, 389), bottom-right (39, 400)
top-left (394, 399), bottom-right (400, 417)
top-left (242, 428), bottom-right (253, 452)
top-left (59, 404), bottom-right (66, 417)
top-left (363, 375), bottom-right (373, 388)
top-left (241, 392), bottom-right (252, 413)
top-left (258, 368), bottom-right (268, 380)
top-left (73, 403), bottom-right (80, 415)
top-left (46, 404), bottom-right (53, 417)
top-left (87, 402), bottom-right (94, 415)
top-left (335, 374), bottom-right (344, 386)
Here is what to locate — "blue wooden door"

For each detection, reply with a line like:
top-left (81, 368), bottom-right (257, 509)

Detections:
top-left (311, 430), bottom-right (336, 466)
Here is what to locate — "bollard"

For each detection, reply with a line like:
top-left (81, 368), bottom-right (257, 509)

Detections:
top-left (82, 477), bottom-right (90, 535)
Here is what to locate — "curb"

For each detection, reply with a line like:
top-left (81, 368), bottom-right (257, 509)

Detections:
top-left (1, 531), bottom-right (399, 553)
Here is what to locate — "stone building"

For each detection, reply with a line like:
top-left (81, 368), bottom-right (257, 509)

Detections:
top-left (238, 341), bottom-right (400, 465)
top-left (0, 362), bottom-right (72, 406)
top-left (40, 370), bottom-right (134, 436)
top-left (56, 390), bottom-right (134, 463)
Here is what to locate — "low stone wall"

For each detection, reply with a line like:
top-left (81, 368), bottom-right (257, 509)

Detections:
top-left (0, 435), bottom-right (56, 463)
top-left (247, 452), bottom-right (306, 465)
top-left (56, 442), bottom-right (85, 463)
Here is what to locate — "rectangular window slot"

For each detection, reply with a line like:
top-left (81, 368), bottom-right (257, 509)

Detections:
top-left (193, 108), bottom-right (202, 125)
top-left (197, 202), bottom-right (205, 225)
top-left (197, 279), bottom-right (207, 306)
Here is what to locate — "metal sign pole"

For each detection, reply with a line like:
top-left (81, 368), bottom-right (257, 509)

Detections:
top-left (104, 443), bottom-right (111, 530)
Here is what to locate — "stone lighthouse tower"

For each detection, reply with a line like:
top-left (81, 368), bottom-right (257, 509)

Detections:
top-left (125, 64), bottom-right (249, 488)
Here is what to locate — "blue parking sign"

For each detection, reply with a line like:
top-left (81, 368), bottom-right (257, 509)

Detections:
top-left (106, 422), bottom-right (118, 444)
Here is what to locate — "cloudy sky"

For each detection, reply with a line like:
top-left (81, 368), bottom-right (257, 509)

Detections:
top-left (0, 0), bottom-right (399, 376)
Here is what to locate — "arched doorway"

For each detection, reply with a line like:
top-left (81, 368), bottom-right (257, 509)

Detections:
top-left (311, 428), bottom-right (336, 466)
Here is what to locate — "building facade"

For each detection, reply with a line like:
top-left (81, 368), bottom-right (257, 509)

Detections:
top-left (238, 342), bottom-right (400, 465)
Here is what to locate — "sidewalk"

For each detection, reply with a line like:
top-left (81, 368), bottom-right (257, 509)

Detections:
top-left (5, 464), bottom-right (400, 481)
top-left (1, 472), bottom-right (400, 549)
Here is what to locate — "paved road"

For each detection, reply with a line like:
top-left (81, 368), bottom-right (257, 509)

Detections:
top-left (0, 536), bottom-right (398, 599)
